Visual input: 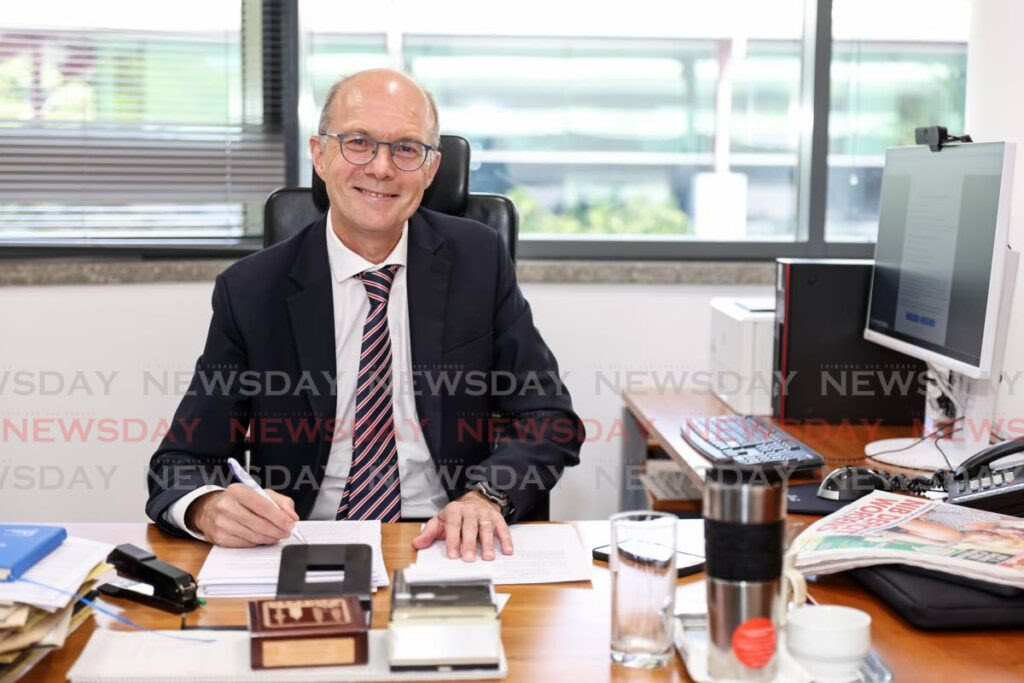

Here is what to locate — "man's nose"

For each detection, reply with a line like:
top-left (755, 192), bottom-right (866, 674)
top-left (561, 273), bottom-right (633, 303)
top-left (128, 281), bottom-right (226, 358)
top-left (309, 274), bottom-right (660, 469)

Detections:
top-left (364, 144), bottom-right (395, 179)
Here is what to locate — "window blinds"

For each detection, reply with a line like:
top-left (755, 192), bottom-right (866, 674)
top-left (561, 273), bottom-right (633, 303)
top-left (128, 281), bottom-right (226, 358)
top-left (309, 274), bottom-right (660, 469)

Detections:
top-left (0, 2), bottom-right (285, 240)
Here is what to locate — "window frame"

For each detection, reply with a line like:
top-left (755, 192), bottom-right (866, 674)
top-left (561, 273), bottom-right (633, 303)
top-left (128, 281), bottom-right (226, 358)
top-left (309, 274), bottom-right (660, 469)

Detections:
top-left (0, 0), bottom-right (936, 261)
top-left (0, 0), bottom-right (299, 258)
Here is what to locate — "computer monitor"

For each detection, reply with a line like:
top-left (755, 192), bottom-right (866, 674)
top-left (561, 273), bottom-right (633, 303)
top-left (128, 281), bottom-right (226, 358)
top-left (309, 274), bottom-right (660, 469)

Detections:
top-left (863, 141), bottom-right (1018, 468)
top-left (864, 142), bottom-right (1017, 379)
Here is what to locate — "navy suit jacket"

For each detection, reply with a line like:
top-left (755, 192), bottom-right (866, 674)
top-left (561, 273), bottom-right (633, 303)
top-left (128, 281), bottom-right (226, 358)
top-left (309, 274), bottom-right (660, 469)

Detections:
top-left (146, 208), bottom-right (583, 536)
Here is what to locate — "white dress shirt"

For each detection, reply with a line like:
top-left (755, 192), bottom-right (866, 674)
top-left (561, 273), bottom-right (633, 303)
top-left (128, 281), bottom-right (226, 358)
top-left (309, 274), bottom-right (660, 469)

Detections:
top-left (166, 214), bottom-right (448, 538)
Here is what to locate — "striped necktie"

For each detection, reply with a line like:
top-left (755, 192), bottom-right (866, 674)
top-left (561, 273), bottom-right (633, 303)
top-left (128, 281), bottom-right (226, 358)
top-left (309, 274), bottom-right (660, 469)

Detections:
top-left (336, 264), bottom-right (402, 521)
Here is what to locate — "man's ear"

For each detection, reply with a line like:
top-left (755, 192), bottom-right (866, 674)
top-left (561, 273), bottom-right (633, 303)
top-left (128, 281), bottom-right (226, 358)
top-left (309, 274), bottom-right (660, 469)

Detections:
top-left (309, 136), bottom-right (326, 178)
top-left (424, 151), bottom-right (442, 187)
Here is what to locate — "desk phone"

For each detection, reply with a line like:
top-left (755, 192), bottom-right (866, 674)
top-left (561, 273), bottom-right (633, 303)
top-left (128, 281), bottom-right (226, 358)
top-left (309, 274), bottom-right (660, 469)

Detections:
top-left (947, 438), bottom-right (1024, 516)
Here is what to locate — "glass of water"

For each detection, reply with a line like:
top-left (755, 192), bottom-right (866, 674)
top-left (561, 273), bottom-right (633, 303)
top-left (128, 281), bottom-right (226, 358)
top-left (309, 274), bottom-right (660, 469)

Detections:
top-left (609, 510), bottom-right (677, 668)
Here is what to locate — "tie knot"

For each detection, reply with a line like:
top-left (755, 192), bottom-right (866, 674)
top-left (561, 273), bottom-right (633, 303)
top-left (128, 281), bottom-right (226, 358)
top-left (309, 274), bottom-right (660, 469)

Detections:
top-left (358, 264), bottom-right (400, 301)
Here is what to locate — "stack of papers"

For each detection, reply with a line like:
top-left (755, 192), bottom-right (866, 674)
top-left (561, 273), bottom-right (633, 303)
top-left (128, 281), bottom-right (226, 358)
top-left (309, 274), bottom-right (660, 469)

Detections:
top-left (0, 537), bottom-right (111, 612)
top-left (407, 524), bottom-right (591, 585)
top-left (197, 521), bottom-right (388, 598)
top-left (0, 536), bottom-right (111, 680)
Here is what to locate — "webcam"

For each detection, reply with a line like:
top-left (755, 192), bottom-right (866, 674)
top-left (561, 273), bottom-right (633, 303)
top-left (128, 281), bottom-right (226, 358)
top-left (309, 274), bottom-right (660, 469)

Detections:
top-left (915, 126), bottom-right (972, 152)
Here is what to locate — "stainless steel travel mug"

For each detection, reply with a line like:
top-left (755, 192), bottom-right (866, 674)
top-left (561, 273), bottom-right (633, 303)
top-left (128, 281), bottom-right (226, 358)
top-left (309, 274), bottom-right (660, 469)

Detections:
top-left (704, 463), bottom-right (786, 680)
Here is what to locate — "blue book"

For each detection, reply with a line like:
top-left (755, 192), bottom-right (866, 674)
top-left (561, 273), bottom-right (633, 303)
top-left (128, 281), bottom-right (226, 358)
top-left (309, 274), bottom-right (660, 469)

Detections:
top-left (0, 525), bottom-right (67, 581)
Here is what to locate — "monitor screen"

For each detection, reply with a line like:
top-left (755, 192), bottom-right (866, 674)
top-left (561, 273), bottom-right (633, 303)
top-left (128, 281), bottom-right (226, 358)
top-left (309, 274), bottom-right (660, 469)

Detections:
top-left (866, 142), bottom-right (1007, 370)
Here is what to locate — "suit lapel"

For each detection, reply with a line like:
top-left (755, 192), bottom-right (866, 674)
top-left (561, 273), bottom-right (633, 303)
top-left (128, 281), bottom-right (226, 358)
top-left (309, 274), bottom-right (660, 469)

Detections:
top-left (407, 210), bottom-right (451, 459)
top-left (285, 216), bottom-right (337, 431)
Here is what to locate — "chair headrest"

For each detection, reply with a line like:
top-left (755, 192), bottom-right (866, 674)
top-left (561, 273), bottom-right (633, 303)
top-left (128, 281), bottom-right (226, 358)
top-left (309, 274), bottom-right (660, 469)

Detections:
top-left (311, 134), bottom-right (470, 216)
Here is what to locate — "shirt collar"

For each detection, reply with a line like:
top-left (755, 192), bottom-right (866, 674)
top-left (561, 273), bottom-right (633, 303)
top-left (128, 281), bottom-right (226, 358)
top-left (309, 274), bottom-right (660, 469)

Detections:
top-left (324, 208), bottom-right (408, 283)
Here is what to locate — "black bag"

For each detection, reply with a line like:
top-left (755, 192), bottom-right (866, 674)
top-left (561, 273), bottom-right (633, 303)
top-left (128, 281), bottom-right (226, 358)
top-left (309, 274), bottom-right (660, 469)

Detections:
top-left (852, 564), bottom-right (1024, 630)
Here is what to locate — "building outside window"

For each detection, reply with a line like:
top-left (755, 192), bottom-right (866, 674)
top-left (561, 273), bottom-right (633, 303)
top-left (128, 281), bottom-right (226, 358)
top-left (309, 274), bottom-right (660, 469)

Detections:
top-left (300, 0), bottom-right (969, 247)
top-left (0, 0), bottom-right (969, 250)
top-left (0, 2), bottom-right (281, 241)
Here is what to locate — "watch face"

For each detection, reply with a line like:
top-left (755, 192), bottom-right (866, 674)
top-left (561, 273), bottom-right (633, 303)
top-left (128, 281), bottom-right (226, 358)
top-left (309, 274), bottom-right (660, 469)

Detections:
top-left (489, 489), bottom-right (509, 504)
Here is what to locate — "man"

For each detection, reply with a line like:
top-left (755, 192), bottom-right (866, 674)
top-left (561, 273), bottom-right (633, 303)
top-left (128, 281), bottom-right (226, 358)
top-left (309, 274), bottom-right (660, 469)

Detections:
top-left (146, 69), bottom-right (582, 562)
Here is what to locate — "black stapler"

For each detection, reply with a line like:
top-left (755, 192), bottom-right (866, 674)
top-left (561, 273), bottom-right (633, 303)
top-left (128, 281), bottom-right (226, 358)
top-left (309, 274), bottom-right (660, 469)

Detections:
top-left (97, 543), bottom-right (201, 614)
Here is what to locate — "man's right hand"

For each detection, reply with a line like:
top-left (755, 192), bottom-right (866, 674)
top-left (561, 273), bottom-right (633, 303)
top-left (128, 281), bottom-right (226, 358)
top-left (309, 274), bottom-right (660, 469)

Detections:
top-left (185, 483), bottom-right (299, 547)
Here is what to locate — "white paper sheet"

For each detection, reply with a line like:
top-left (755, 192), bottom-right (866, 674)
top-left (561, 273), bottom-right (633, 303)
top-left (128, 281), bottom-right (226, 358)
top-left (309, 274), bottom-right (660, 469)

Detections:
top-left (408, 524), bottom-right (591, 585)
top-left (0, 536), bottom-right (111, 612)
top-left (197, 520), bottom-right (387, 598)
top-left (674, 579), bottom-right (708, 615)
top-left (572, 518), bottom-right (706, 561)
top-left (68, 629), bottom-right (507, 682)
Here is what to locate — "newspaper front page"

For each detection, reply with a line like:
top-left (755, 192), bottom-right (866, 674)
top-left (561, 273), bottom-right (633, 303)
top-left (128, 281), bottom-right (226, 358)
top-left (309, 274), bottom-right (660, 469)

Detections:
top-left (793, 491), bottom-right (1024, 588)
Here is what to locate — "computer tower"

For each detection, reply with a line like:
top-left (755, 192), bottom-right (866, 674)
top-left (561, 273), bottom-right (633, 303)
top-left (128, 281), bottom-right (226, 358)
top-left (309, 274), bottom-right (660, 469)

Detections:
top-left (772, 259), bottom-right (926, 425)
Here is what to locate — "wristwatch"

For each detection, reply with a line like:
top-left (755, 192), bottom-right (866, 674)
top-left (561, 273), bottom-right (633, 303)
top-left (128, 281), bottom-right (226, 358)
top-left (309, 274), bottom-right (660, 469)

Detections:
top-left (466, 481), bottom-right (516, 521)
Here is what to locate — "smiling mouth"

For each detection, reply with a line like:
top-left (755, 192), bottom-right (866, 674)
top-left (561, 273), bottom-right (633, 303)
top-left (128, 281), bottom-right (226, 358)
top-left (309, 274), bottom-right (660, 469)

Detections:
top-left (355, 187), bottom-right (399, 199)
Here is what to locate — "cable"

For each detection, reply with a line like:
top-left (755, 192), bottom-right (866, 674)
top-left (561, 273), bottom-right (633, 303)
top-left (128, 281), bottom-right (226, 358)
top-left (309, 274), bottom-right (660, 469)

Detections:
top-left (926, 363), bottom-right (963, 415)
top-left (933, 433), bottom-right (955, 473)
top-left (13, 577), bottom-right (215, 643)
top-left (865, 417), bottom-right (964, 460)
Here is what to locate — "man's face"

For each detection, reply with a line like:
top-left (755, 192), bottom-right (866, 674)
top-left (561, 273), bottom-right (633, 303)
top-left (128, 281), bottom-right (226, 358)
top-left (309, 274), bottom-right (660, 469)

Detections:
top-left (310, 75), bottom-right (440, 241)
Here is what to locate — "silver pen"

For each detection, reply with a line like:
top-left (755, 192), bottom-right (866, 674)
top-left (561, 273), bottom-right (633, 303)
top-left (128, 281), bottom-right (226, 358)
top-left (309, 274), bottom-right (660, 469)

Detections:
top-left (226, 457), bottom-right (308, 544)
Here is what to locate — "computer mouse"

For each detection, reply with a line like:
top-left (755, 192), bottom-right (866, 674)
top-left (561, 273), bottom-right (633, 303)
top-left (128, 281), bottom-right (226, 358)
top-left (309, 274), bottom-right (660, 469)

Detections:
top-left (816, 466), bottom-right (892, 502)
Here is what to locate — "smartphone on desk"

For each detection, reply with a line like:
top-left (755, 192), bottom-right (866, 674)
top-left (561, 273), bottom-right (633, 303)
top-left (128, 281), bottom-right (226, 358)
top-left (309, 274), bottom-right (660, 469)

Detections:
top-left (591, 543), bottom-right (705, 577)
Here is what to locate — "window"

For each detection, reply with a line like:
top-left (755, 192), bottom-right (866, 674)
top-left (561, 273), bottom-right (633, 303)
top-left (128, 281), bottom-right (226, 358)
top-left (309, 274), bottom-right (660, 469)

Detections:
top-left (0, 2), bottom-right (284, 242)
top-left (826, 0), bottom-right (970, 241)
top-left (300, 0), bottom-right (806, 244)
top-left (0, 1), bottom-right (973, 255)
top-left (298, 22), bottom-right (390, 183)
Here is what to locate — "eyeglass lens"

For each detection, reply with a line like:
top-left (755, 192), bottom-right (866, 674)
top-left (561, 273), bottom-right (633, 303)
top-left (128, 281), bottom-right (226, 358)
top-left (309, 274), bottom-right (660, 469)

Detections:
top-left (339, 135), bottom-right (427, 171)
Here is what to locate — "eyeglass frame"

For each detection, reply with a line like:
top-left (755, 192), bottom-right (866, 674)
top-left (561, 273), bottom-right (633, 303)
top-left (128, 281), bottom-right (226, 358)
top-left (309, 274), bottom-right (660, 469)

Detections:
top-left (318, 131), bottom-right (437, 172)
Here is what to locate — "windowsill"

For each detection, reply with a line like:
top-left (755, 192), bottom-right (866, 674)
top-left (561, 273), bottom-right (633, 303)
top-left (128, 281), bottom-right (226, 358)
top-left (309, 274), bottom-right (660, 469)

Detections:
top-left (0, 257), bottom-right (776, 287)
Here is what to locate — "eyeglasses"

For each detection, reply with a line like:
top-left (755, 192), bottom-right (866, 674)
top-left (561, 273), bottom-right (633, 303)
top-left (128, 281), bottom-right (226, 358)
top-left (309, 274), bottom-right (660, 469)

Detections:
top-left (320, 132), bottom-right (435, 172)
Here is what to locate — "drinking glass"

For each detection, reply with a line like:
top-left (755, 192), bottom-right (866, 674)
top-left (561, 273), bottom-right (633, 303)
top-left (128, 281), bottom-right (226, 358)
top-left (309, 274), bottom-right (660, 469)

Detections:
top-left (609, 510), bottom-right (677, 668)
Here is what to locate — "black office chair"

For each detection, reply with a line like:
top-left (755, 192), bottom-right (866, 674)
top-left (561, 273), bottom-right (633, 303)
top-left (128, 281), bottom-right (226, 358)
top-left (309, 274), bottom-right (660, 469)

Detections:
top-left (263, 135), bottom-right (518, 263)
top-left (263, 135), bottom-right (548, 520)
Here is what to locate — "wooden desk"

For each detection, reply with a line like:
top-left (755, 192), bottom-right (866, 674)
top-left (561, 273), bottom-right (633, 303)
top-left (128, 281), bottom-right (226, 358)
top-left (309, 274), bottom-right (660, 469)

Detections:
top-left (621, 389), bottom-right (926, 488)
top-left (621, 388), bottom-right (1024, 682)
top-left (23, 523), bottom-right (700, 682)
top-left (22, 518), bottom-right (1024, 683)
top-left (15, 390), bottom-right (1023, 682)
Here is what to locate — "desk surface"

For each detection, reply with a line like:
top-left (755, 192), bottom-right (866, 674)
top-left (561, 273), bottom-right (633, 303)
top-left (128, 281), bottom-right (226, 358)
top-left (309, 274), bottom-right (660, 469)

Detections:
top-left (19, 390), bottom-right (1024, 682)
top-left (621, 389), bottom-right (1024, 682)
top-left (622, 388), bottom-right (927, 486)
top-left (26, 523), bottom-right (1024, 683)
top-left (28, 522), bottom-right (695, 683)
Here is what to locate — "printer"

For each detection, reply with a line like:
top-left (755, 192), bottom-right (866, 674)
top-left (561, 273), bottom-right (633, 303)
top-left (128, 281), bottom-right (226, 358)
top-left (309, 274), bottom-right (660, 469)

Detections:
top-left (709, 297), bottom-right (775, 416)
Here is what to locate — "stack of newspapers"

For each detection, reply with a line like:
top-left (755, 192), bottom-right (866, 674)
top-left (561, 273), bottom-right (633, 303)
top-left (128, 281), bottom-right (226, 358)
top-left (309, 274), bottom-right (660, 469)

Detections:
top-left (0, 536), bottom-right (112, 680)
top-left (793, 491), bottom-right (1024, 589)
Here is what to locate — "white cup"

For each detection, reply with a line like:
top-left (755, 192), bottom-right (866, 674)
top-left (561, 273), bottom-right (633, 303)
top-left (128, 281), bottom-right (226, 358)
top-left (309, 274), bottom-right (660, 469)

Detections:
top-left (786, 605), bottom-right (872, 682)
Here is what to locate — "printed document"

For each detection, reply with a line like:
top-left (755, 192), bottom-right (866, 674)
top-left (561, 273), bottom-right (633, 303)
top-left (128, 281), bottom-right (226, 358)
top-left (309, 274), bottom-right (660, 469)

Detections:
top-left (0, 536), bottom-right (111, 612)
top-left (408, 524), bottom-right (591, 585)
top-left (197, 520), bottom-right (387, 597)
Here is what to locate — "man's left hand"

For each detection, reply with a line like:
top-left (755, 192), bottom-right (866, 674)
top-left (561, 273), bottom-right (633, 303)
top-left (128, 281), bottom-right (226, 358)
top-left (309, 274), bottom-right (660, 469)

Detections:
top-left (410, 491), bottom-right (514, 561)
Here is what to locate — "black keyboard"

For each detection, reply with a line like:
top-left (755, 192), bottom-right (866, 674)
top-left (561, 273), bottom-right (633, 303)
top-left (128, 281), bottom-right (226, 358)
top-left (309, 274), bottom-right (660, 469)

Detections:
top-left (681, 415), bottom-right (824, 472)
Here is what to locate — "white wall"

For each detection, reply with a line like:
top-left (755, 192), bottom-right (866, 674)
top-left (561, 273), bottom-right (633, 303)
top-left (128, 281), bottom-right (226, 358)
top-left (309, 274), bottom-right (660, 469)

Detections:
top-left (966, 0), bottom-right (1024, 432)
top-left (0, 278), bottom-right (769, 522)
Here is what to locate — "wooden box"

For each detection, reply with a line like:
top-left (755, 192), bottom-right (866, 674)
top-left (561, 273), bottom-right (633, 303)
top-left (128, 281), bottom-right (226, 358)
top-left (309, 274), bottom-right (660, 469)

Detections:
top-left (247, 596), bottom-right (367, 669)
